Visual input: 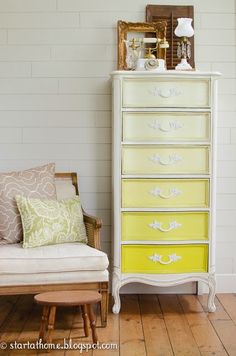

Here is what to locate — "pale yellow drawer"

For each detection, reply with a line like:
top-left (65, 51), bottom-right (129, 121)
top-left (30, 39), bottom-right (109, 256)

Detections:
top-left (122, 145), bottom-right (210, 175)
top-left (122, 78), bottom-right (210, 108)
top-left (121, 244), bottom-right (208, 274)
top-left (123, 112), bottom-right (210, 142)
top-left (122, 212), bottom-right (209, 241)
top-left (122, 179), bottom-right (209, 208)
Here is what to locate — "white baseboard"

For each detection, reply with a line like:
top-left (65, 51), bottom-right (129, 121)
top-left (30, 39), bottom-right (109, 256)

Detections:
top-left (118, 274), bottom-right (236, 294)
top-left (120, 282), bottom-right (197, 294)
top-left (216, 274), bottom-right (236, 292)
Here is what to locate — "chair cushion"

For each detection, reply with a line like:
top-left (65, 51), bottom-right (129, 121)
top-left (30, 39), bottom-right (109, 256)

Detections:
top-left (16, 195), bottom-right (87, 248)
top-left (0, 270), bottom-right (109, 286)
top-left (0, 242), bottom-right (109, 274)
top-left (0, 163), bottom-right (56, 245)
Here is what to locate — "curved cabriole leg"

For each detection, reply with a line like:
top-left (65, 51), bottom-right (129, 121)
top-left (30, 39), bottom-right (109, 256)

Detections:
top-left (112, 272), bottom-right (121, 314)
top-left (208, 274), bottom-right (216, 312)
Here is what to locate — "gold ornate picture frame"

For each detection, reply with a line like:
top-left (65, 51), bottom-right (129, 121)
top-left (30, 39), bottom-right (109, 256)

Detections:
top-left (117, 20), bottom-right (167, 70)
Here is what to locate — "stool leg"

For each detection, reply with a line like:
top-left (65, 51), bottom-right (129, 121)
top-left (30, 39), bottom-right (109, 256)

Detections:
top-left (47, 306), bottom-right (57, 344)
top-left (87, 304), bottom-right (98, 344)
top-left (39, 306), bottom-right (49, 342)
top-left (81, 305), bottom-right (89, 337)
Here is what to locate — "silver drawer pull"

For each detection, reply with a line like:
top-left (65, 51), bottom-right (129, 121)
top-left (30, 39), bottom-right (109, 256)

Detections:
top-left (148, 87), bottom-right (183, 98)
top-left (149, 220), bottom-right (182, 232)
top-left (148, 120), bottom-right (183, 132)
top-left (149, 153), bottom-right (182, 166)
top-left (149, 187), bottom-right (181, 199)
top-left (149, 253), bottom-right (182, 265)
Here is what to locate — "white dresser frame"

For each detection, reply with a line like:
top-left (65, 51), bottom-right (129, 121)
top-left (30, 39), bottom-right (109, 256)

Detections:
top-left (111, 71), bottom-right (221, 314)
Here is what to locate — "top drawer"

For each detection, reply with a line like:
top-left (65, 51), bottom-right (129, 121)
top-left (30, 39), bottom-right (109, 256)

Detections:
top-left (122, 78), bottom-right (210, 108)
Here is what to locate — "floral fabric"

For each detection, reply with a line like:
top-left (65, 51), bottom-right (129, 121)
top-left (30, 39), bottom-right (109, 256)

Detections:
top-left (0, 163), bottom-right (56, 245)
top-left (16, 195), bottom-right (87, 248)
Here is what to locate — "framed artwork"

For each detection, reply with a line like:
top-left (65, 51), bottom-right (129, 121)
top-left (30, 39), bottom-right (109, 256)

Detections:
top-left (146, 5), bottom-right (195, 69)
top-left (117, 20), bottom-right (167, 70)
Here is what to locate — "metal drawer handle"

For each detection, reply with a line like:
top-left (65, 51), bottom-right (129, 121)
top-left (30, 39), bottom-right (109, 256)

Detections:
top-left (149, 153), bottom-right (182, 166)
top-left (148, 87), bottom-right (183, 98)
top-left (149, 220), bottom-right (182, 232)
top-left (149, 187), bottom-right (182, 199)
top-left (148, 120), bottom-right (183, 132)
top-left (149, 253), bottom-right (182, 265)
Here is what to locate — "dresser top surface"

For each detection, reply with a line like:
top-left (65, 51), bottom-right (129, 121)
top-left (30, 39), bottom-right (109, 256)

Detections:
top-left (111, 70), bottom-right (221, 78)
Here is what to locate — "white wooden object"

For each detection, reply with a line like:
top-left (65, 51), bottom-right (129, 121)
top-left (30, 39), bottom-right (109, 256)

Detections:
top-left (111, 71), bottom-right (220, 314)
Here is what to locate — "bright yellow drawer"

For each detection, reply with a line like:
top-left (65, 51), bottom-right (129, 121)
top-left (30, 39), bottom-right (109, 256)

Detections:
top-left (122, 179), bottom-right (209, 208)
top-left (121, 244), bottom-right (208, 274)
top-left (122, 78), bottom-right (210, 108)
top-left (123, 112), bottom-right (210, 142)
top-left (122, 212), bottom-right (209, 241)
top-left (122, 145), bottom-right (210, 175)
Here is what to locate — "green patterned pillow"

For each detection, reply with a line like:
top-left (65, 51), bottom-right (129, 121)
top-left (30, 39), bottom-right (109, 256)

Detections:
top-left (15, 195), bottom-right (87, 248)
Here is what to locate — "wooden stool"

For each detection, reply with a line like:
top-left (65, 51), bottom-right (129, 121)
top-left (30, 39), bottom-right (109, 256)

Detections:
top-left (34, 290), bottom-right (102, 344)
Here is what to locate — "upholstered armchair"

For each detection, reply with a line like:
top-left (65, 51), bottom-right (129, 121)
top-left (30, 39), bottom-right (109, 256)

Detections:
top-left (0, 173), bottom-right (109, 327)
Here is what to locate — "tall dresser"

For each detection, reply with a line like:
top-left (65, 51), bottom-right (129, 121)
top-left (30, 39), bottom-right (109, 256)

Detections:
top-left (111, 71), bottom-right (220, 313)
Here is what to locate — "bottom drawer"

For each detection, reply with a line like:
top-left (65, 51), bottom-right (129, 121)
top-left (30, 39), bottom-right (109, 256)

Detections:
top-left (121, 244), bottom-right (208, 274)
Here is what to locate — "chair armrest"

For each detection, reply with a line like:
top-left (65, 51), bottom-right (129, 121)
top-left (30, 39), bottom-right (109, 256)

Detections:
top-left (83, 212), bottom-right (102, 250)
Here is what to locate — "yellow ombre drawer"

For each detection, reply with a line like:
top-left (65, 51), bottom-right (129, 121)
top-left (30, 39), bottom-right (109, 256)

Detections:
top-left (122, 212), bottom-right (209, 241)
top-left (121, 244), bottom-right (208, 274)
top-left (122, 78), bottom-right (210, 108)
top-left (122, 145), bottom-right (210, 175)
top-left (122, 179), bottom-right (209, 208)
top-left (123, 112), bottom-right (210, 142)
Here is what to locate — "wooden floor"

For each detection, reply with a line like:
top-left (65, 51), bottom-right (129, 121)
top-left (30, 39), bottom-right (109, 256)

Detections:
top-left (0, 294), bottom-right (236, 355)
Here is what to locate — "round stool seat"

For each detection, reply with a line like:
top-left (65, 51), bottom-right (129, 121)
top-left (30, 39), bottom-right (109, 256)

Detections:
top-left (34, 290), bottom-right (101, 306)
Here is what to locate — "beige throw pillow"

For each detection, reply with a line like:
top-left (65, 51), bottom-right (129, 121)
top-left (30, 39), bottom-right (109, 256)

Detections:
top-left (0, 163), bottom-right (56, 245)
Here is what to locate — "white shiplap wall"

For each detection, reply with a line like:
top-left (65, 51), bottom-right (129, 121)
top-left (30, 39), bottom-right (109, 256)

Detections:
top-left (0, 0), bottom-right (235, 291)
